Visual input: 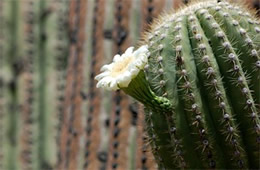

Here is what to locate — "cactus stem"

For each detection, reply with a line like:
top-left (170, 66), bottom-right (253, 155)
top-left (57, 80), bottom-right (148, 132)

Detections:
top-left (6, 0), bottom-right (20, 169)
top-left (197, 7), bottom-right (259, 168)
top-left (0, 0), bottom-right (4, 169)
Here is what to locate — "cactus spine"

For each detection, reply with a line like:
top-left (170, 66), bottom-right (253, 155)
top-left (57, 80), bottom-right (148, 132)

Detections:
top-left (139, 1), bottom-right (260, 169)
top-left (54, 0), bottom-right (69, 167)
top-left (20, 1), bottom-right (37, 169)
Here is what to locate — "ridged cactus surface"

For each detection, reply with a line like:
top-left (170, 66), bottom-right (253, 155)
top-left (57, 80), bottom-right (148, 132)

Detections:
top-left (143, 1), bottom-right (259, 169)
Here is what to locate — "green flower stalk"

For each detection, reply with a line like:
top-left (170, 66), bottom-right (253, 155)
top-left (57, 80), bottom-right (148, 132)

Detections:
top-left (96, 0), bottom-right (260, 169)
top-left (121, 71), bottom-right (172, 111)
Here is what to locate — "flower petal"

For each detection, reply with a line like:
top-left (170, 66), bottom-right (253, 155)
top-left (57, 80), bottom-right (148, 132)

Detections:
top-left (129, 67), bottom-right (139, 77)
top-left (133, 45), bottom-right (148, 57)
top-left (96, 79), bottom-right (105, 88)
top-left (108, 79), bottom-right (118, 90)
top-left (113, 54), bottom-right (121, 62)
top-left (100, 64), bottom-right (112, 72)
top-left (95, 72), bottom-right (110, 80)
top-left (95, 45), bottom-right (149, 91)
top-left (96, 77), bottom-right (112, 88)
top-left (125, 46), bottom-right (134, 56)
top-left (117, 71), bottom-right (132, 87)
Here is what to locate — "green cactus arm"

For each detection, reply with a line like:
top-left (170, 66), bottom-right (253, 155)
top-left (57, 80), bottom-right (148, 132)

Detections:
top-left (37, 0), bottom-right (49, 168)
top-left (144, 108), bottom-right (176, 169)
top-left (156, 34), bottom-right (193, 169)
top-left (0, 0), bottom-right (3, 167)
top-left (173, 15), bottom-right (219, 168)
top-left (210, 6), bottom-right (260, 107)
top-left (196, 7), bottom-right (259, 168)
top-left (218, 2), bottom-right (260, 48)
top-left (121, 69), bottom-right (186, 168)
top-left (188, 10), bottom-right (249, 168)
top-left (142, 23), bottom-right (187, 168)
top-left (20, 1), bottom-right (40, 169)
top-left (145, 20), bottom-right (187, 169)
top-left (218, 3), bottom-right (260, 105)
top-left (145, 15), bottom-right (210, 169)
top-left (37, 0), bottom-right (58, 168)
top-left (148, 25), bottom-right (192, 169)
top-left (5, 0), bottom-right (21, 169)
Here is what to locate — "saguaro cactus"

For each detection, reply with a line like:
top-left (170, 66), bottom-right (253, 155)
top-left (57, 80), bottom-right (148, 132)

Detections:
top-left (1, 0), bottom-right (70, 169)
top-left (96, 0), bottom-right (260, 169)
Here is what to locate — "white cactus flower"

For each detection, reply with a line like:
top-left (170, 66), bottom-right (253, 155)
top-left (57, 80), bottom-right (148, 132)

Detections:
top-left (95, 45), bottom-right (149, 91)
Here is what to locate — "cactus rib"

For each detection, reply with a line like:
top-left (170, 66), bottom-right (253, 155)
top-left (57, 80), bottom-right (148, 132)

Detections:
top-left (196, 6), bottom-right (259, 168)
top-left (189, 10), bottom-right (248, 168)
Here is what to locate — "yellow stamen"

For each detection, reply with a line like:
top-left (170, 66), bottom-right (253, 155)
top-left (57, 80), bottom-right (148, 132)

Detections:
top-left (111, 56), bottom-right (133, 77)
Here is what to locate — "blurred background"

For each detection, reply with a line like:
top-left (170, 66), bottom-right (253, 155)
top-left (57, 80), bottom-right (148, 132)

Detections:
top-left (0, 0), bottom-right (259, 170)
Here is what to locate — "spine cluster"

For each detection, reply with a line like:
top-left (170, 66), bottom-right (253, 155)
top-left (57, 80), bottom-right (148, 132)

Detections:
top-left (20, 1), bottom-right (37, 169)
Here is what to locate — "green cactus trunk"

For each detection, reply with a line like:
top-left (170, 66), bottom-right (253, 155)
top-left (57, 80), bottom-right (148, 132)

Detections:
top-left (132, 1), bottom-right (260, 169)
top-left (4, 1), bottom-right (21, 169)
top-left (0, 0), bottom-right (69, 169)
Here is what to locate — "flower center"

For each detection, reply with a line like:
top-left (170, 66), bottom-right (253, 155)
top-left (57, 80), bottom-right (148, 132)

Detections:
top-left (111, 56), bottom-right (133, 77)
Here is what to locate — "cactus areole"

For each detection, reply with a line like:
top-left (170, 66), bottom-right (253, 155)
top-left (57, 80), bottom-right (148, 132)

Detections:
top-left (96, 1), bottom-right (260, 169)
